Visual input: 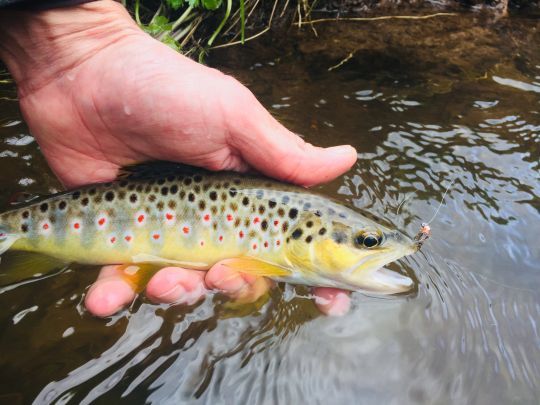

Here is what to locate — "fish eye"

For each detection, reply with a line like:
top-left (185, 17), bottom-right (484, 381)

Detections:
top-left (355, 232), bottom-right (382, 248)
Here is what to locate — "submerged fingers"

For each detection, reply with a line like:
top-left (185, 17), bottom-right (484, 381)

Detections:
top-left (85, 265), bottom-right (352, 317)
top-left (313, 287), bottom-right (351, 316)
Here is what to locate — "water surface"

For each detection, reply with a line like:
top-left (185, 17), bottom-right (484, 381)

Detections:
top-left (0, 10), bottom-right (539, 404)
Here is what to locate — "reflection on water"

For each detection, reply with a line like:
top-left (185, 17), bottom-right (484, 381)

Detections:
top-left (1, 10), bottom-right (539, 404)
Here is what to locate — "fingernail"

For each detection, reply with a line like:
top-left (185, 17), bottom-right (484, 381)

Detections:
top-left (324, 145), bottom-right (357, 159)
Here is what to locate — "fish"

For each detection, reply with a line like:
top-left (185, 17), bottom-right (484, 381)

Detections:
top-left (0, 164), bottom-right (420, 294)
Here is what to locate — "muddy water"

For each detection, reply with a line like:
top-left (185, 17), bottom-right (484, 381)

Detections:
top-left (0, 10), bottom-right (539, 404)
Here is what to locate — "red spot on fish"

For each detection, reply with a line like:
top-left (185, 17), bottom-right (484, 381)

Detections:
top-left (239, 231), bottom-right (244, 238)
top-left (183, 226), bottom-right (190, 234)
top-left (200, 240), bottom-right (204, 246)
top-left (276, 240), bottom-right (281, 246)
top-left (254, 217), bottom-right (260, 224)
top-left (274, 220), bottom-right (279, 226)
top-left (153, 234), bottom-right (160, 240)
top-left (125, 236), bottom-right (132, 242)
top-left (219, 235), bottom-right (223, 242)
top-left (252, 243), bottom-right (258, 250)
top-left (74, 223), bottom-right (80, 229)
top-left (264, 241), bottom-right (269, 248)
top-left (98, 218), bottom-right (106, 226)
top-left (166, 213), bottom-right (173, 220)
top-left (203, 214), bottom-right (210, 221)
top-left (137, 215), bottom-right (144, 223)
top-left (43, 223), bottom-right (49, 230)
top-left (110, 237), bottom-right (116, 244)
top-left (226, 214), bottom-right (233, 221)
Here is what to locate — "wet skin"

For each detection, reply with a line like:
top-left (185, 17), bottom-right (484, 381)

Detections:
top-left (0, 1), bottom-right (357, 316)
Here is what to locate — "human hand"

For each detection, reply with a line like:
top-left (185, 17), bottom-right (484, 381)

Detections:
top-left (0, 1), bottom-right (356, 317)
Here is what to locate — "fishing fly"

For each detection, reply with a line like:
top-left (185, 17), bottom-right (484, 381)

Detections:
top-left (415, 176), bottom-right (456, 248)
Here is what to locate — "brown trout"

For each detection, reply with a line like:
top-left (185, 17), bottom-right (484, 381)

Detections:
top-left (0, 165), bottom-right (419, 293)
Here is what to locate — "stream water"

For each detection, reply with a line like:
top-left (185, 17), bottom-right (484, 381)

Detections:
top-left (0, 9), bottom-right (539, 404)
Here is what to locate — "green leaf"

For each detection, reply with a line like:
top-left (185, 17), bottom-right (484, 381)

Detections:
top-left (144, 15), bottom-right (173, 35)
top-left (202, 0), bottom-right (222, 10)
top-left (161, 34), bottom-right (181, 52)
top-left (166, 0), bottom-right (184, 9)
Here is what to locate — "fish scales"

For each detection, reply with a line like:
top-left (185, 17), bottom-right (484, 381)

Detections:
top-left (0, 169), bottom-right (419, 293)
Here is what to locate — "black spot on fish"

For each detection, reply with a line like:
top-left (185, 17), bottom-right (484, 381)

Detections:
top-left (58, 201), bottom-right (67, 211)
top-left (194, 175), bottom-right (203, 183)
top-left (244, 218), bottom-right (251, 227)
top-left (258, 205), bottom-right (266, 215)
top-left (161, 187), bottom-right (169, 196)
top-left (211, 206), bottom-right (218, 215)
top-left (286, 237), bottom-right (290, 243)
top-left (156, 201), bottom-right (164, 211)
top-left (157, 178), bottom-right (166, 185)
top-left (339, 212), bottom-right (347, 219)
top-left (277, 208), bottom-right (285, 217)
top-left (119, 180), bottom-right (128, 187)
top-left (305, 235), bottom-right (313, 243)
top-left (256, 190), bottom-right (264, 199)
top-left (229, 188), bottom-right (238, 198)
top-left (282, 222), bottom-right (289, 232)
top-left (40, 203), bottom-right (48, 212)
top-left (242, 197), bottom-right (249, 206)
top-left (148, 194), bottom-right (156, 202)
top-left (209, 191), bottom-right (217, 201)
top-left (22, 210), bottom-right (30, 218)
top-left (194, 185), bottom-right (201, 193)
top-left (49, 215), bottom-right (56, 224)
top-left (230, 202), bottom-right (238, 211)
top-left (319, 227), bottom-right (327, 235)
top-left (328, 208), bottom-right (336, 215)
top-left (292, 229), bottom-right (303, 239)
top-left (261, 220), bottom-right (268, 231)
top-left (281, 195), bottom-right (290, 204)
top-left (21, 224), bottom-right (28, 233)
top-left (81, 197), bottom-right (89, 207)
top-left (167, 175), bottom-right (175, 182)
top-left (136, 185), bottom-right (143, 192)
top-left (213, 222), bottom-right (218, 230)
top-left (289, 208), bottom-right (298, 219)
top-left (233, 178), bottom-right (241, 185)
top-left (168, 200), bottom-right (177, 209)
top-left (234, 218), bottom-right (241, 227)
top-left (89, 188), bottom-right (97, 195)
top-left (184, 178), bottom-right (192, 186)
top-left (306, 221), bottom-right (313, 228)
top-left (223, 182), bottom-right (230, 188)
top-left (188, 193), bottom-right (195, 202)
top-left (179, 190), bottom-right (186, 200)
top-left (127, 184), bottom-right (135, 191)
top-left (71, 191), bottom-right (80, 200)
top-left (314, 210), bottom-right (322, 217)
top-left (303, 202), bottom-right (312, 210)
top-left (203, 183), bottom-right (211, 192)
top-left (130, 194), bottom-right (138, 203)
top-left (221, 192), bottom-right (227, 201)
top-left (170, 185), bottom-right (178, 194)
top-left (199, 200), bottom-right (206, 211)
top-left (268, 200), bottom-right (277, 209)
top-left (94, 195), bottom-right (102, 204)
top-left (153, 187), bottom-right (159, 193)
top-left (105, 191), bottom-right (115, 202)
top-left (145, 185), bottom-right (151, 193)
top-left (118, 190), bottom-right (126, 200)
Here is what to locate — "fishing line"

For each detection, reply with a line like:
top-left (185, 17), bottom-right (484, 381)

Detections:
top-left (425, 176), bottom-right (456, 225)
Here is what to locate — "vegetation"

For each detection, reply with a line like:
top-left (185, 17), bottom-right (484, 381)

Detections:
top-left (122, 0), bottom-right (292, 60)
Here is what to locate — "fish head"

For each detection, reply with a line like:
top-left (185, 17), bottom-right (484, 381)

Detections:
top-left (284, 207), bottom-right (419, 294)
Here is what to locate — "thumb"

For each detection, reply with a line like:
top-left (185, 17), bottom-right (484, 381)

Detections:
top-left (225, 89), bottom-right (357, 186)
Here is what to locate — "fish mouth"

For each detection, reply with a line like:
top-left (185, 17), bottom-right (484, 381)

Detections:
top-left (362, 267), bottom-right (414, 294)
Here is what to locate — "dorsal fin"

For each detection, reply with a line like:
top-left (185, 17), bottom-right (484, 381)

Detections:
top-left (117, 161), bottom-right (212, 181)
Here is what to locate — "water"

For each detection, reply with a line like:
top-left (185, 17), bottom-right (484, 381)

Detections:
top-left (0, 10), bottom-right (539, 404)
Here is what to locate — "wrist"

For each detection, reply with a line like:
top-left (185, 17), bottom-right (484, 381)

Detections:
top-left (0, 0), bottom-right (142, 97)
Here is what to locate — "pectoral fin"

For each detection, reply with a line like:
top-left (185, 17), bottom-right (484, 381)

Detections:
top-left (222, 257), bottom-right (291, 278)
top-left (0, 251), bottom-right (67, 286)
